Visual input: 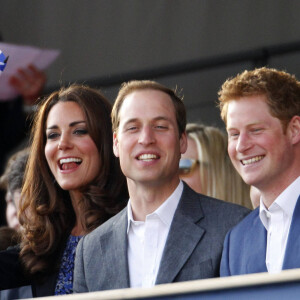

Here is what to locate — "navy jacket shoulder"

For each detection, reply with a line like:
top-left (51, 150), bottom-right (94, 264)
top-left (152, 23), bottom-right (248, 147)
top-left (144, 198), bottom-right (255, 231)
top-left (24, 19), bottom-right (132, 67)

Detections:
top-left (221, 195), bottom-right (300, 276)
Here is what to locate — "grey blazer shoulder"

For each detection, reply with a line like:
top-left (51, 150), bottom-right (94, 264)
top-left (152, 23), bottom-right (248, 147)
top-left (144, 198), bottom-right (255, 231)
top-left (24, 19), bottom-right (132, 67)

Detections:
top-left (74, 183), bottom-right (250, 293)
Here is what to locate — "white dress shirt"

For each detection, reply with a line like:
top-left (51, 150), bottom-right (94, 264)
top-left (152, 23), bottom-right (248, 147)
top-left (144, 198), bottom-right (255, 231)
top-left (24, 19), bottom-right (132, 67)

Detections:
top-left (259, 176), bottom-right (300, 273)
top-left (127, 181), bottom-right (183, 288)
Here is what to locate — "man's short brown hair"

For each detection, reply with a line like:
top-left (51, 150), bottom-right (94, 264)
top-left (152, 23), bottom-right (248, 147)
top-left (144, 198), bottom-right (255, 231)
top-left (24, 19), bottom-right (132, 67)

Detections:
top-left (218, 67), bottom-right (300, 130)
top-left (111, 80), bottom-right (186, 136)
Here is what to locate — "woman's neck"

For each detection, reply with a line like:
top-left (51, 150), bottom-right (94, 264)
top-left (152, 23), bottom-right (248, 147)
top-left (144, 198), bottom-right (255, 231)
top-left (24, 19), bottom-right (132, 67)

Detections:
top-left (69, 190), bottom-right (86, 236)
top-left (71, 224), bottom-right (85, 236)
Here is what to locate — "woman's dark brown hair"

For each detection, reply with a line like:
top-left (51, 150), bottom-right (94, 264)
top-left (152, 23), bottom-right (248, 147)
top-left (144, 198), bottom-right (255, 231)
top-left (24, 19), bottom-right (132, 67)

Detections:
top-left (19, 84), bottom-right (127, 276)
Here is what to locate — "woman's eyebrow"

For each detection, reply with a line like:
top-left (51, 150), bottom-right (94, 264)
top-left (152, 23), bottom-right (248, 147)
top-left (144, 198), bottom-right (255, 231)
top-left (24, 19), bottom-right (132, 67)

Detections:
top-left (46, 120), bottom-right (86, 130)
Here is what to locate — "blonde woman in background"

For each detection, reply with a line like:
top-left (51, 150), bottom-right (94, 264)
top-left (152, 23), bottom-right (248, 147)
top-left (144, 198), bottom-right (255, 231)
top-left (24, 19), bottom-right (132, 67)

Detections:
top-left (179, 123), bottom-right (252, 209)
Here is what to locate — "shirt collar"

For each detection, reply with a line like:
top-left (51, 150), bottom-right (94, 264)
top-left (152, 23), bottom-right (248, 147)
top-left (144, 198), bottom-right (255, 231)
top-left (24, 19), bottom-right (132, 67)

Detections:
top-left (127, 181), bottom-right (184, 233)
top-left (259, 176), bottom-right (300, 229)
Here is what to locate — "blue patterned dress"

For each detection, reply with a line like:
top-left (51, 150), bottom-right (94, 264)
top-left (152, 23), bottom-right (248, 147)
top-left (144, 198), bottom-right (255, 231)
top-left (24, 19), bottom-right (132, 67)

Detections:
top-left (54, 235), bottom-right (82, 295)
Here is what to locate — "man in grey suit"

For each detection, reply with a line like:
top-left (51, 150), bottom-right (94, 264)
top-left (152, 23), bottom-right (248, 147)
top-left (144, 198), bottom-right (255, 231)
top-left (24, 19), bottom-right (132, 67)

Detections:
top-left (74, 80), bottom-right (250, 293)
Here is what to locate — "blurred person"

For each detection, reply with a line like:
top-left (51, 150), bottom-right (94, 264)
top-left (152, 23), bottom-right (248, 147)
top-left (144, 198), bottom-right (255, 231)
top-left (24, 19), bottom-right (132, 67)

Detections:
top-left (180, 123), bottom-right (252, 209)
top-left (0, 64), bottom-right (46, 226)
top-left (0, 148), bottom-right (32, 299)
top-left (0, 84), bottom-right (128, 297)
top-left (0, 64), bottom-right (46, 171)
top-left (0, 227), bottom-right (20, 251)
top-left (5, 192), bottom-right (19, 230)
top-left (74, 80), bottom-right (250, 293)
top-left (0, 148), bottom-right (30, 230)
top-left (218, 67), bottom-right (300, 276)
top-left (0, 227), bottom-right (31, 300)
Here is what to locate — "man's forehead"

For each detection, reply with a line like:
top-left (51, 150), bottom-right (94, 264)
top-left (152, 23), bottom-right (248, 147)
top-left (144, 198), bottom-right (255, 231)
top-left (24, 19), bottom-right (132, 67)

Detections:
top-left (119, 90), bottom-right (175, 120)
top-left (122, 116), bottom-right (173, 125)
top-left (122, 89), bottom-right (172, 103)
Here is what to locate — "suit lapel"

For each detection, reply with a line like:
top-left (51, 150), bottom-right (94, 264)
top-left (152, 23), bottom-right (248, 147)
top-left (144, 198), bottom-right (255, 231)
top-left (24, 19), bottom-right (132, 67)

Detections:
top-left (99, 209), bottom-right (130, 289)
top-left (283, 195), bottom-right (300, 270)
top-left (245, 211), bottom-right (268, 273)
top-left (155, 184), bottom-right (205, 284)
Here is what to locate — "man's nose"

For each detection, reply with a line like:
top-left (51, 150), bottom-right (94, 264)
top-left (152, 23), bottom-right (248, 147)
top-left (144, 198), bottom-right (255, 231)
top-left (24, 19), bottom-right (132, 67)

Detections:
top-left (236, 132), bottom-right (251, 153)
top-left (138, 126), bottom-right (155, 145)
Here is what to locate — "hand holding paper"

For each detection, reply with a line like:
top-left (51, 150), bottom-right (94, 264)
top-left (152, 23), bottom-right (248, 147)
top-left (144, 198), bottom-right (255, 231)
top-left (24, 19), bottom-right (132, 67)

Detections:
top-left (9, 64), bottom-right (47, 105)
top-left (0, 42), bottom-right (60, 101)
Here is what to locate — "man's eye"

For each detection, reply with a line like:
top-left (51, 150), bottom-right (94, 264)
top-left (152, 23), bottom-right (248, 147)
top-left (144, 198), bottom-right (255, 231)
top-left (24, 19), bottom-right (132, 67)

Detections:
top-left (127, 127), bottom-right (138, 131)
top-left (229, 132), bottom-right (239, 138)
top-left (252, 128), bottom-right (262, 133)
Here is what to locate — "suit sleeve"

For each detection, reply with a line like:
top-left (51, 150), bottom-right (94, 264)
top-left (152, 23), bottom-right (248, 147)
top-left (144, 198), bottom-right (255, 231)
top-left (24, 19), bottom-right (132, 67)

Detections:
top-left (74, 237), bottom-right (88, 293)
top-left (220, 230), bottom-right (231, 277)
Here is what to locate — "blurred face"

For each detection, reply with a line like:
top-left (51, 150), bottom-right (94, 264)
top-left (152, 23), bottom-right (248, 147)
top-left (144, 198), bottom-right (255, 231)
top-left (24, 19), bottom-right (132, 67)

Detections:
top-left (113, 89), bottom-right (187, 188)
top-left (45, 101), bottom-right (100, 191)
top-left (226, 95), bottom-right (295, 193)
top-left (180, 137), bottom-right (202, 193)
top-left (5, 191), bottom-right (20, 230)
top-left (12, 189), bottom-right (22, 211)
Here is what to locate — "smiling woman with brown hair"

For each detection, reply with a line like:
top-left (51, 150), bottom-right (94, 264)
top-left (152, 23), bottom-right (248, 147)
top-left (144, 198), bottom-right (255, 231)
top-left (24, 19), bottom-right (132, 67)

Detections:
top-left (0, 84), bottom-right (128, 297)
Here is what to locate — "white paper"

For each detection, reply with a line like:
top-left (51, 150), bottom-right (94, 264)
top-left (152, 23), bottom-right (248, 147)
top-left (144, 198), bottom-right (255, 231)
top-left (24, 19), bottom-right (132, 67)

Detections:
top-left (0, 42), bottom-right (60, 101)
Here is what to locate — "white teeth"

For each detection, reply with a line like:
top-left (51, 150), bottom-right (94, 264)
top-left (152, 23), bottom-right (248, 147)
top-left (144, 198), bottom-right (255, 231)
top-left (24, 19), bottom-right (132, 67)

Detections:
top-left (60, 158), bottom-right (82, 164)
top-left (138, 154), bottom-right (158, 161)
top-left (242, 156), bottom-right (264, 165)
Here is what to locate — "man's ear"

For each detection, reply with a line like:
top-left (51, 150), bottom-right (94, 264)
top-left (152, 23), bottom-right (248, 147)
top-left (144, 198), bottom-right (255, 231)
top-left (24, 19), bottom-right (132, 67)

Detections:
top-left (180, 131), bottom-right (188, 154)
top-left (113, 132), bottom-right (119, 157)
top-left (288, 116), bottom-right (300, 145)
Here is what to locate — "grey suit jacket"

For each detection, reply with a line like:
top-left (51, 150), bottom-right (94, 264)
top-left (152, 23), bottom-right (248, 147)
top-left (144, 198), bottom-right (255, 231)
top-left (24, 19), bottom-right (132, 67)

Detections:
top-left (74, 183), bottom-right (250, 293)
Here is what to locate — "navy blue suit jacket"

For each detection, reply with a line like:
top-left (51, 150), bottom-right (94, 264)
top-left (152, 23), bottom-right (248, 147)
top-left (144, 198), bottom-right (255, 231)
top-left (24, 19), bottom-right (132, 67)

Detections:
top-left (220, 195), bottom-right (300, 276)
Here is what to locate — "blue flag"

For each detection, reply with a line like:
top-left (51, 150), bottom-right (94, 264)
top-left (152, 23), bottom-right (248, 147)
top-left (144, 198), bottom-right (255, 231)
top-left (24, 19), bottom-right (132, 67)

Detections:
top-left (0, 50), bottom-right (8, 73)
